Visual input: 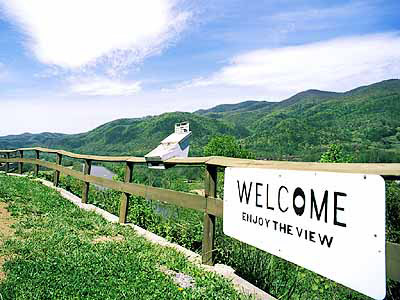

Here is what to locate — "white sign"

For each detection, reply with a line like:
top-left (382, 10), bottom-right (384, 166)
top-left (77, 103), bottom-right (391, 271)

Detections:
top-left (223, 168), bottom-right (386, 299)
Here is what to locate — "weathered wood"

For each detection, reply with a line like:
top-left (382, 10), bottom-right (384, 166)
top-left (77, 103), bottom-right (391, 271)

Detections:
top-left (206, 156), bottom-right (400, 177)
top-left (34, 150), bottom-right (40, 176)
top-left (81, 159), bottom-right (92, 203)
top-left (53, 153), bottom-right (62, 187)
top-left (202, 165), bottom-right (217, 265)
top-left (12, 147), bottom-right (145, 163)
top-left (18, 150), bottom-right (23, 174)
top-left (2, 147), bottom-right (400, 177)
top-left (206, 196), bottom-right (223, 217)
top-left (164, 156), bottom-right (210, 165)
top-left (387, 242), bottom-right (400, 281)
top-left (119, 162), bottom-right (134, 223)
top-left (0, 157), bottom-right (208, 212)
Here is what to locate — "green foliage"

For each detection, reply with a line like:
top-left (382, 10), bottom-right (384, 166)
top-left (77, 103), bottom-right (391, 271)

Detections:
top-left (386, 181), bottom-right (400, 243)
top-left (320, 144), bottom-right (352, 163)
top-left (204, 135), bottom-right (255, 159)
top-left (0, 175), bottom-right (246, 300)
top-left (2, 80), bottom-right (399, 162)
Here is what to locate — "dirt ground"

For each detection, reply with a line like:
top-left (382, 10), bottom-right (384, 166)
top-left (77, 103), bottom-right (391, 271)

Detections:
top-left (0, 202), bottom-right (15, 281)
top-left (91, 235), bottom-right (125, 244)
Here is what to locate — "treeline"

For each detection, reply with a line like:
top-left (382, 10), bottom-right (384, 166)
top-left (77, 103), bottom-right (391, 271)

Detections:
top-left (1, 79), bottom-right (399, 163)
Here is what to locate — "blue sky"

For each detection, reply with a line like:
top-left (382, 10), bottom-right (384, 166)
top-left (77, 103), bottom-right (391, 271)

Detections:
top-left (0, 0), bottom-right (399, 135)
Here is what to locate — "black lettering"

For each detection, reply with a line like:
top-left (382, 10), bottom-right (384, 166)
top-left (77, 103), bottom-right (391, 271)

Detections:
top-left (273, 220), bottom-right (278, 230)
top-left (287, 224), bottom-right (293, 235)
top-left (318, 233), bottom-right (334, 248)
top-left (255, 182), bottom-right (263, 208)
top-left (278, 186), bottom-right (288, 212)
top-left (334, 192), bottom-right (347, 227)
top-left (296, 227), bottom-right (303, 237)
top-left (242, 212), bottom-right (246, 221)
top-left (237, 180), bottom-right (252, 204)
top-left (309, 231), bottom-right (316, 243)
top-left (279, 222), bottom-right (287, 233)
top-left (310, 189), bottom-right (328, 223)
top-left (258, 217), bottom-right (264, 226)
top-left (266, 184), bottom-right (274, 210)
top-left (293, 187), bottom-right (306, 216)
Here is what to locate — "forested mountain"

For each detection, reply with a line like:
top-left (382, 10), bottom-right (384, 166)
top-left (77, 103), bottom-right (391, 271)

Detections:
top-left (0, 113), bottom-right (249, 156)
top-left (1, 79), bottom-right (399, 162)
top-left (0, 132), bottom-right (65, 150)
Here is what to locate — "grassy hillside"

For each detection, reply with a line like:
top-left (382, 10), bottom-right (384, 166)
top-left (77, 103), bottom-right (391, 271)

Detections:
top-left (0, 79), bottom-right (399, 161)
top-left (0, 175), bottom-right (246, 299)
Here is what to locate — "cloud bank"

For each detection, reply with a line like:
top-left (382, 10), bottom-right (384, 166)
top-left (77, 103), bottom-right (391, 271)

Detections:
top-left (68, 77), bottom-right (141, 96)
top-left (182, 33), bottom-right (400, 96)
top-left (1, 0), bottom-right (190, 71)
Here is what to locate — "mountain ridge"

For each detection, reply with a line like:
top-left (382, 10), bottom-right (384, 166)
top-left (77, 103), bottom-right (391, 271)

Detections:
top-left (1, 79), bottom-right (399, 162)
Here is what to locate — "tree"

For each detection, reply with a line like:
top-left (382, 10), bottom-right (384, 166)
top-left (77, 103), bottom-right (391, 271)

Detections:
top-left (204, 135), bottom-right (255, 159)
top-left (320, 144), bottom-right (351, 163)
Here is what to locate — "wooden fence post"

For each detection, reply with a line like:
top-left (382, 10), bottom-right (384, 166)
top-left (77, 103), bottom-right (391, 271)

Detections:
top-left (81, 159), bottom-right (92, 203)
top-left (18, 150), bottom-right (23, 174)
top-left (5, 152), bottom-right (9, 173)
top-left (119, 162), bottom-right (134, 223)
top-left (202, 164), bottom-right (217, 265)
top-left (53, 153), bottom-right (62, 187)
top-left (34, 150), bottom-right (40, 176)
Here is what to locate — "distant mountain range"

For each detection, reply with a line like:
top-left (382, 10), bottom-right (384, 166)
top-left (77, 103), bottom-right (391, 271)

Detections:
top-left (1, 79), bottom-right (399, 162)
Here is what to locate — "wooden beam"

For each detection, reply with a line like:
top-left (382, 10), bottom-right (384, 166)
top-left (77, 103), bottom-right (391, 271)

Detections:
top-left (202, 164), bottom-right (217, 265)
top-left (119, 162), bottom-right (134, 224)
top-left (53, 153), bottom-right (62, 187)
top-left (1, 147), bottom-right (145, 162)
top-left (0, 157), bottom-right (208, 212)
top-left (81, 159), bottom-right (92, 203)
top-left (18, 150), bottom-right (23, 174)
top-left (206, 156), bottom-right (400, 177)
top-left (2, 147), bottom-right (400, 177)
top-left (34, 150), bottom-right (40, 176)
top-left (206, 196), bottom-right (223, 217)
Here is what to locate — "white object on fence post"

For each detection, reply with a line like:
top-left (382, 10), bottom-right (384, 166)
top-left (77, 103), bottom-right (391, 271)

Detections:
top-left (145, 122), bottom-right (192, 169)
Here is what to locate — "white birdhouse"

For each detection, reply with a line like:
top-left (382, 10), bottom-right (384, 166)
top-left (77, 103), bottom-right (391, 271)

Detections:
top-left (145, 122), bottom-right (192, 169)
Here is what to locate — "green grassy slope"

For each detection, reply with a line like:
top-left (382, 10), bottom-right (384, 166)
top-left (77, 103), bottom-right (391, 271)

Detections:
top-left (0, 174), bottom-right (247, 299)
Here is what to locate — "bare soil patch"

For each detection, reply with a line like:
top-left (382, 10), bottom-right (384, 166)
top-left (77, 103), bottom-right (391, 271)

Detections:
top-left (0, 202), bottom-right (15, 281)
top-left (91, 235), bottom-right (125, 244)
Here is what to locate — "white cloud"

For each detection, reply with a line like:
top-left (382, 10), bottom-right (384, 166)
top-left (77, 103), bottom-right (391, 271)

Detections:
top-left (68, 77), bottom-right (141, 96)
top-left (181, 33), bottom-right (400, 95)
top-left (1, 0), bottom-right (190, 72)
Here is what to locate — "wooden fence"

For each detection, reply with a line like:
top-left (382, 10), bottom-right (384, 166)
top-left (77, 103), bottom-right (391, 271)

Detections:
top-left (0, 147), bottom-right (399, 282)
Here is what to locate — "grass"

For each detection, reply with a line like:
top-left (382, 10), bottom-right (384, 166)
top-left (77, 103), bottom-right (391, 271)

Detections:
top-left (0, 174), bottom-right (248, 300)
top-left (16, 171), bottom-right (400, 299)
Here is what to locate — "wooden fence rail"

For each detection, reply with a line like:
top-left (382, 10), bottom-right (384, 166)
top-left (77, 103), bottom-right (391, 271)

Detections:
top-left (0, 147), bottom-right (399, 282)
